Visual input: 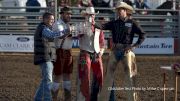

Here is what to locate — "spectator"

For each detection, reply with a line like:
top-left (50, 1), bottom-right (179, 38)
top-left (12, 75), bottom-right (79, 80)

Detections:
top-left (47, 0), bottom-right (55, 7)
top-left (146, 0), bottom-right (166, 9)
top-left (154, 0), bottom-right (173, 15)
top-left (91, 0), bottom-right (114, 15)
top-left (46, 0), bottom-right (55, 13)
top-left (134, 0), bottom-right (150, 14)
top-left (92, 0), bottom-right (113, 7)
top-left (59, 0), bottom-right (71, 7)
top-left (26, 0), bottom-right (41, 19)
top-left (156, 0), bottom-right (173, 9)
top-left (123, 0), bottom-right (133, 6)
top-left (134, 0), bottom-right (150, 9)
top-left (77, 0), bottom-right (93, 7)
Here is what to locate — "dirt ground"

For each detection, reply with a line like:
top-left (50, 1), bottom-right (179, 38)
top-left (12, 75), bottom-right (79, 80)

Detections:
top-left (0, 54), bottom-right (180, 101)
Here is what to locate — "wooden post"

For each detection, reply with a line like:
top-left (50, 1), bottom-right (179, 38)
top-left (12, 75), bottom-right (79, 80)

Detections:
top-left (175, 73), bottom-right (178, 101)
top-left (172, 0), bottom-right (176, 10)
top-left (178, 1), bottom-right (180, 55)
top-left (54, 0), bottom-right (57, 21)
top-left (174, 71), bottom-right (180, 101)
top-left (163, 72), bottom-right (166, 101)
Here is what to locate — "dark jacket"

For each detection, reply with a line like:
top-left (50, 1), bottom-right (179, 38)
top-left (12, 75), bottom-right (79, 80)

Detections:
top-left (26, 0), bottom-right (41, 19)
top-left (26, 0), bottom-right (41, 12)
top-left (34, 22), bottom-right (55, 65)
top-left (96, 17), bottom-right (146, 46)
top-left (135, 1), bottom-right (150, 9)
top-left (123, 0), bottom-right (133, 6)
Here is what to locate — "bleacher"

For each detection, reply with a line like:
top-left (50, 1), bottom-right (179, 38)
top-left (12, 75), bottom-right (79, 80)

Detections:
top-left (0, 7), bottom-right (179, 37)
top-left (0, 7), bottom-right (180, 54)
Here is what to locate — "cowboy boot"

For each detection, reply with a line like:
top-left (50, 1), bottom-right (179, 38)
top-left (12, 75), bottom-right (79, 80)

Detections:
top-left (52, 89), bottom-right (59, 101)
top-left (64, 89), bottom-right (71, 101)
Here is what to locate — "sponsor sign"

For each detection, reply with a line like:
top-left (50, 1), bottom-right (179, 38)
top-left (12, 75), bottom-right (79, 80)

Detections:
top-left (0, 36), bottom-right (174, 54)
top-left (133, 38), bottom-right (174, 54)
top-left (0, 35), bottom-right (34, 52)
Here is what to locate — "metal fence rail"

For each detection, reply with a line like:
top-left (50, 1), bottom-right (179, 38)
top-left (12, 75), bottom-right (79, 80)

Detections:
top-left (0, 7), bottom-right (179, 38)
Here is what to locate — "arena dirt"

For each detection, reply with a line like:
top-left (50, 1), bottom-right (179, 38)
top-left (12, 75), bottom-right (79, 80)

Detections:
top-left (0, 55), bottom-right (180, 101)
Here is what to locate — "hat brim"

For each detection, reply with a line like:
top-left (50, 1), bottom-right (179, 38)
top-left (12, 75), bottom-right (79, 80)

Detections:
top-left (60, 11), bottom-right (72, 14)
top-left (81, 10), bottom-right (99, 15)
top-left (116, 5), bottom-right (133, 13)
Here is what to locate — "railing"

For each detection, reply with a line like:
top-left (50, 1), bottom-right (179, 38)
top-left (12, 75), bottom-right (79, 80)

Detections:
top-left (0, 7), bottom-right (179, 38)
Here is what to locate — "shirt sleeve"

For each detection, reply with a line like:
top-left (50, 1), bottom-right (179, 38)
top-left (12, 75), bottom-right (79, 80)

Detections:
top-left (42, 27), bottom-right (64, 39)
top-left (132, 20), bottom-right (146, 46)
top-left (144, 3), bottom-right (150, 9)
top-left (99, 30), bottom-right (105, 48)
top-left (95, 21), bottom-right (113, 30)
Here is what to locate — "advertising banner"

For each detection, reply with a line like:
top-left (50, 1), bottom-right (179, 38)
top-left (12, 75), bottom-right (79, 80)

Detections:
top-left (133, 38), bottom-right (174, 54)
top-left (0, 36), bottom-right (174, 54)
top-left (0, 35), bottom-right (34, 52)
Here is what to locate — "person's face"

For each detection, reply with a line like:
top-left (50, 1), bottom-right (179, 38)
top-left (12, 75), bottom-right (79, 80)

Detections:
top-left (117, 8), bottom-right (127, 18)
top-left (61, 12), bottom-right (72, 23)
top-left (138, 0), bottom-right (143, 3)
top-left (85, 14), bottom-right (95, 22)
top-left (44, 15), bottom-right (54, 26)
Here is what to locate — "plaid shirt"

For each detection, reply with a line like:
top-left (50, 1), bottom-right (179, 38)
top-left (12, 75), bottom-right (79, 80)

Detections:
top-left (42, 26), bottom-right (64, 39)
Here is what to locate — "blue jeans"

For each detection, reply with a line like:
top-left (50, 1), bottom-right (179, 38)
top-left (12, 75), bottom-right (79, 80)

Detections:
top-left (34, 61), bottom-right (53, 101)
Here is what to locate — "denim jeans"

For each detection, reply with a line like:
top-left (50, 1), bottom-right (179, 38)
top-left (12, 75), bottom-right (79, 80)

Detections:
top-left (34, 61), bottom-right (53, 101)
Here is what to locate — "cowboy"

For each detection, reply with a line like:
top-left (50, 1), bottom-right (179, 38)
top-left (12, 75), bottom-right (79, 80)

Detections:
top-left (51, 6), bottom-right (73, 101)
top-left (76, 7), bottom-right (105, 101)
top-left (95, 1), bottom-right (146, 101)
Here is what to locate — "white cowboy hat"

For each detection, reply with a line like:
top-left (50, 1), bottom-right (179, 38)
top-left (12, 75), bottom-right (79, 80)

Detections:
top-left (81, 7), bottom-right (99, 15)
top-left (115, 1), bottom-right (134, 13)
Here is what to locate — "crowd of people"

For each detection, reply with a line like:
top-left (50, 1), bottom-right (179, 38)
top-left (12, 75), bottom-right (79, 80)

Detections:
top-left (22, 0), bottom-right (178, 21)
top-left (33, 1), bottom-right (147, 101)
top-left (58, 0), bottom-right (177, 10)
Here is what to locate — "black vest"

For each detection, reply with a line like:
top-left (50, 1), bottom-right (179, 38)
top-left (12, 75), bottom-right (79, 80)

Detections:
top-left (34, 22), bottom-right (56, 65)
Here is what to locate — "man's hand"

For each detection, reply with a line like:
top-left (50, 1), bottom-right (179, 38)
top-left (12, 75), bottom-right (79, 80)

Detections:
top-left (77, 34), bottom-right (84, 38)
top-left (99, 48), bottom-right (104, 57)
top-left (65, 33), bottom-right (71, 37)
top-left (124, 45), bottom-right (136, 52)
top-left (59, 33), bottom-right (71, 39)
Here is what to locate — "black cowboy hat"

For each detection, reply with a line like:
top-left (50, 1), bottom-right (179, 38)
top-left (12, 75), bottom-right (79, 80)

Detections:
top-left (60, 6), bottom-right (72, 14)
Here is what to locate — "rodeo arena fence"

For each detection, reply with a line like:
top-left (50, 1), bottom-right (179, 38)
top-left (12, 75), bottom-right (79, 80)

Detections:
top-left (0, 6), bottom-right (180, 55)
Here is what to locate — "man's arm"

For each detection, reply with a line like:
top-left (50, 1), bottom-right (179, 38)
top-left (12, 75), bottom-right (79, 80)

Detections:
top-left (124, 21), bottom-right (146, 52)
top-left (94, 21), bottom-right (113, 30)
top-left (132, 21), bottom-right (146, 48)
top-left (42, 27), bottom-right (65, 39)
top-left (99, 30), bottom-right (105, 56)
